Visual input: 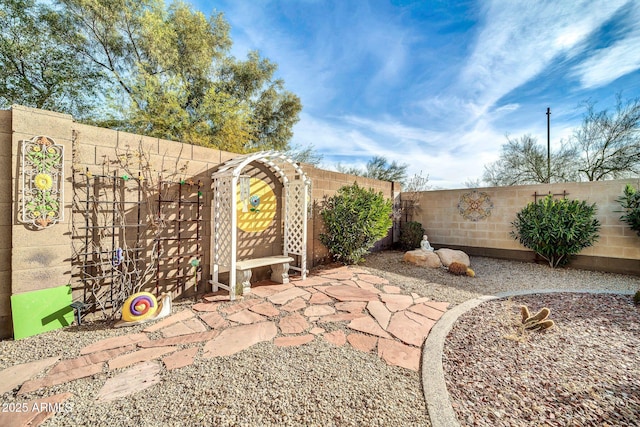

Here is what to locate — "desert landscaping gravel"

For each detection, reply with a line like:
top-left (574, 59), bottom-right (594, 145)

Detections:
top-left (443, 293), bottom-right (640, 427)
top-left (1, 251), bottom-right (638, 426)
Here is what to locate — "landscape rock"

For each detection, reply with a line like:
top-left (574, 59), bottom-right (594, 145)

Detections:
top-left (435, 248), bottom-right (470, 267)
top-left (96, 361), bottom-right (161, 402)
top-left (403, 250), bottom-right (442, 268)
top-left (202, 322), bottom-right (278, 358)
top-left (0, 356), bottom-right (60, 394)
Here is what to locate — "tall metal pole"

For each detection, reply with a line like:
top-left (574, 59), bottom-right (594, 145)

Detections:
top-left (546, 107), bottom-right (551, 183)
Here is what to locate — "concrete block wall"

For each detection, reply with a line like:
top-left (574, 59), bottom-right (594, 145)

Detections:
top-left (0, 110), bottom-right (12, 338)
top-left (10, 106), bottom-right (75, 299)
top-left (301, 165), bottom-right (400, 266)
top-left (71, 122), bottom-right (225, 303)
top-left (0, 106), bottom-right (400, 337)
top-left (409, 180), bottom-right (640, 274)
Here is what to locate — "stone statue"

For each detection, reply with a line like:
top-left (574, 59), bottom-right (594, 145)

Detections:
top-left (420, 235), bottom-right (434, 252)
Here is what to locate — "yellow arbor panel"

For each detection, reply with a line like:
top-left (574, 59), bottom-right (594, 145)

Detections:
top-left (237, 177), bottom-right (276, 233)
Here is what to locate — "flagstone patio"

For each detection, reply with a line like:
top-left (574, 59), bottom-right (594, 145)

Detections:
top-left (0, 265), bottom-right (449, 427)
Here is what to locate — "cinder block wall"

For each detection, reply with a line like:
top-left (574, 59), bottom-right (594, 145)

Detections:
top-left (1, 106), bottom-right (400, 337)
top-left (408, 180), bottom-right (640, 274)
top-left (10, 107), bottom-right (75, 298)
top-left (0, 111), bottom-right (12, 338)
top-left (71, 121), bottom-right (226, 306)
top-left (302, 165), bottom-right (400, 266)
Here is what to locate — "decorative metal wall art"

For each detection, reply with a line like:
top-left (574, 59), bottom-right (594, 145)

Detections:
top-left (458, 190), bottom-right (493, 221)
top-left (21, 135), bottom-right (64, 229)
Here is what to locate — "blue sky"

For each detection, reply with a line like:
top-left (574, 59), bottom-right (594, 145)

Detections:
top-left (192, 0), bottom-right (640, 188)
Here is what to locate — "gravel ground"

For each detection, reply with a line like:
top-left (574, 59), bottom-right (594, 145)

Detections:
top-left (443, 293), bottom-right (640, 427)
top-left (362, 251), bottom-right (639, 304)
top-left (1, 251), bottom-right (639, 426)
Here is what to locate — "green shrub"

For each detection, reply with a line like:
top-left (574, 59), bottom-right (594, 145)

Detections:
top-left (617, 184), bottom-right (640, 236)
top-left (634, 290), bottom-right (640, 305)
top-left (511, 195), bottom-right (600, 268)
top-left (400, 221), bottom-right (425, 250)
top-left (320, 182), bottom-right (393, 265)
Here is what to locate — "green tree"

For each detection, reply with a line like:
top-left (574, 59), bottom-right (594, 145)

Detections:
top-left (399, 221), bottom-right (425, 250)
top-left (217, 51), bottom-right (302, 152)
top-left (483, 96), bottom-right (640, 187)
top-left (336, 155), bottom-right (408, 182)
top-left (286, 143), bottom-right (323, 166)
top-left (0, 0), bottom-right (100, 116)
top-left (617, 183), bottom-right (640, 236)
top-left (1, 0), bottom-right (301, 153)
top-left (483, 134), bottom-right (578, 186)
top-left (59, 0), bottom-right (301, 152)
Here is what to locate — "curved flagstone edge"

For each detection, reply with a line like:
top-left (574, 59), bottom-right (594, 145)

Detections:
top-left (421, 295), bottom-right (497, 427)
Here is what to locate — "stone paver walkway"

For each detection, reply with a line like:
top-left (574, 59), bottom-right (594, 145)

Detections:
top-left (0, 265), bottom-right (449, 427)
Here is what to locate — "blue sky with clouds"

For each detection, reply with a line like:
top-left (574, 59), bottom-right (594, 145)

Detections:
top-left (192, 0), bottom-right (640, 188)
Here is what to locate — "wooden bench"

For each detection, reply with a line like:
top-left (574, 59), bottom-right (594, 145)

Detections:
top-left (211, 255), bottom-right (294, 297)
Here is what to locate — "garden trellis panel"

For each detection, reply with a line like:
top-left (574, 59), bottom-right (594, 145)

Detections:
top-left (73, 170), bottom-right (145, 318)
top-left (154, 178), bottom-right (204, 297)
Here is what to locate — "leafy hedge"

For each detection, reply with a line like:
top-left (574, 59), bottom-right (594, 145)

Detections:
top-left (320, 182), bottom-right (392, 265)
top-left (399, 221), bottom-right (425, 250)
top-left (617, 184), bottom-right (640, 236)
top-left (511, 195), bottom-right (600, 267)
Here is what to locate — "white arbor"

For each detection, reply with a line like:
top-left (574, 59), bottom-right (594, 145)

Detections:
top-left (210, 151), bottom-right (310, 299)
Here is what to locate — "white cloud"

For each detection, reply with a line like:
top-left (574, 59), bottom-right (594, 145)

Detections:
top-left (573, 3), bottom-right (640, 88)
top-left (431, 0), bottom-right (628, 123)
top-left (341, 116), bottom-right (442, 146)
top-left (201, 0), bottom-right (640, 189)
top-left (215, 1), bottom-right (412, 112)
top-left (292, 112), bottom-right (509, 189)
top-left (494, 104), bottom-right (520, 114)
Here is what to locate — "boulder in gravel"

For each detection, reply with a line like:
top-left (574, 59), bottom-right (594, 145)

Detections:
top-left (435, 248), bottom-right (470, 267)
top-left (403, 250), bottom-right (442, 268)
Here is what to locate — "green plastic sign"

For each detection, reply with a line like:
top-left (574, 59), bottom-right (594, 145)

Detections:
top-left (11, 285), bottom-right (74, 340)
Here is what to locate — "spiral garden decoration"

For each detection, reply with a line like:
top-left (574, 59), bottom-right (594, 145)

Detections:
top-left (121, 292), bottom-right (158, 322)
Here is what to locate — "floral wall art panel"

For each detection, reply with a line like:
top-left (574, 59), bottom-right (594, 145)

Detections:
top-left (21, 135), bottom-right (64, 229)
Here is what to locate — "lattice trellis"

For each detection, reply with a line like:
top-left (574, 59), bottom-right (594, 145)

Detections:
top-left (212, 176), bottom-right (234, 292)
top-left (72, 170), bottom-right (147, 318)
top-left (211, 151), bottom-right (310, 299)
top-left (285, 180), bottom-right (308, 260)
